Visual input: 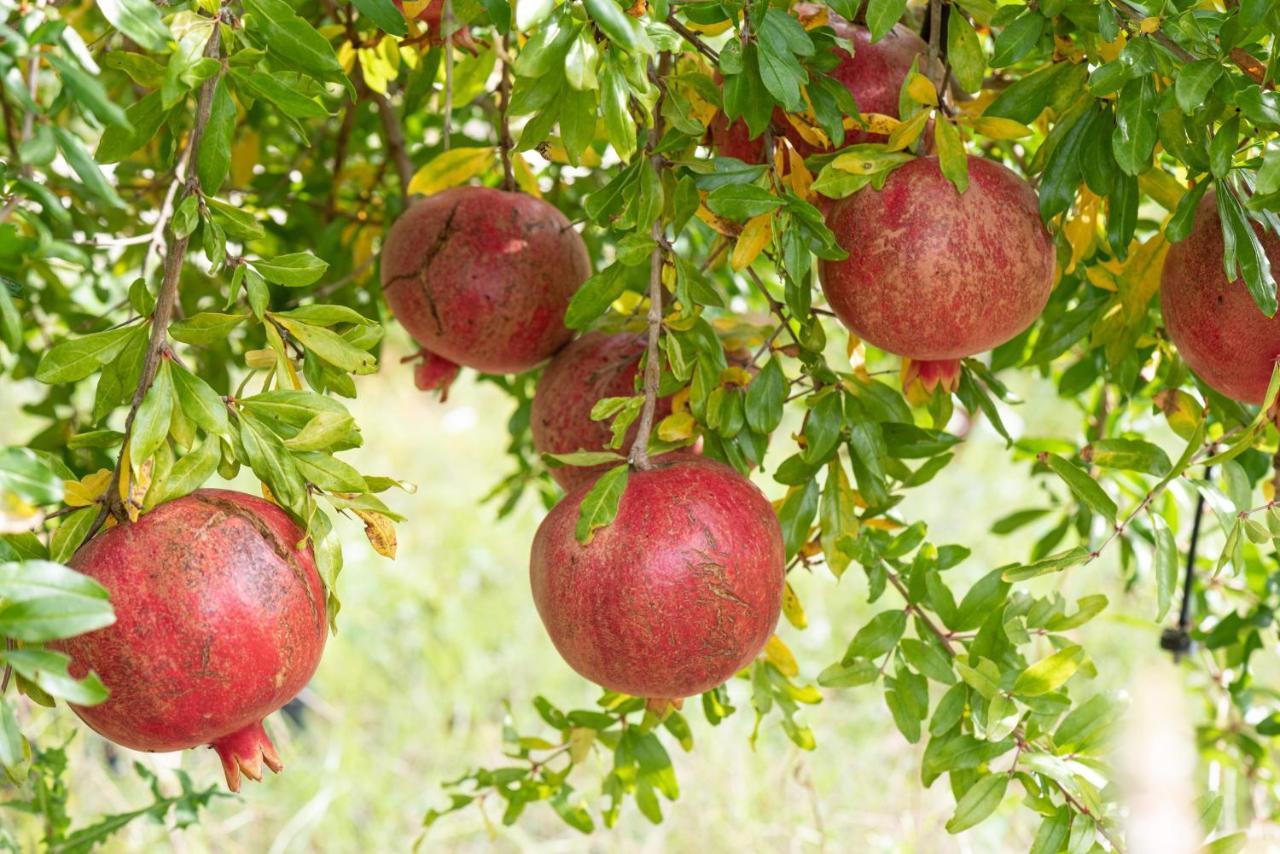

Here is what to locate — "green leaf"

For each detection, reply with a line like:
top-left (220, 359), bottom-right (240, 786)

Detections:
top-left (146, 438), bottom-right (221, 507)
top-left (242, 0), bottom-right (348, 88)
top-left (96, 91), bottom-right (168, 163)
top-left (817, 658), bottom-right (879, 687)
top-left (1175, 59), bottom-right (1222, 115)
top-left (947, 14), bottom-right (985, 93)
top-left (170, 312), bottom-right (248, 345)
top-left (0, 560), bottom-right (115, 642)
top-left (283, 412), bottom-right (358, 452)
top-left (196, 77), bottom-right (236, 195)
top-left (756, 10), bottom-right (812, 111)
top-left (97, 0), bottom-right (173, 51)
top-left (170, 364), bottom-right (230, 437)
top-left (1084, 438), bottom-right (1172, 477)
top-left (745, 358), bottom-right (786, 434)
top-left (1001, 546), bottom-right (1092, 582)
top-left (49, 507), bottom-right (97, 564)
top-left (1216, 183), bottom-right (1276, 316)
top-left (945, 773), bottom-right (1007, 833)
top-left (272, 317), bottom-right (376, 373)
top-left (1030, 808), bottom-right (1071, 854)
top-left (254, 252), bottom-right (330, 287)
top-left (0, 648), bottom-right (108, 706)
top-left (934, 120), bottom-right (969, 194)
top-left (47, 56), bottom-right (130, 130)
top-left (843, 609), bottom-right (907, 662)
top-left (352, 0), bottom-right (409, 36)
top-left (1041, 453), bottom-right (1117, 522)
top-left (1112, 76), bottom-right (1157, 175)
top-left (777, 478), bottom-right (819, 560)
top-left (991, 11), bottom-right (1044, 68)
top-left (865, 0), bottom-right (908, 42)
top-left (705, 184), bottom-right (785, 220)
top-left (565, 265), bottom-right (627, 330)
top-left (130, 361), bottom-right (175, 468)
top-left (1013, 644), bottom-right (1084, 697)
top-left (0, 448), bottom-right (63, 506)
top-left (238, 412), bottom-right (307, 509)
top-left (1151, 511), bottom-right (1178, 622)
top-left (574, 464), bottom-right (629, 544)
top-left (582, 0), bottom-right (642, 51)
top-left (229, 68), bottom-right (330, 120)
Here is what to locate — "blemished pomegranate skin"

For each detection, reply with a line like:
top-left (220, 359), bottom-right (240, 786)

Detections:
top-left (818, 155), bottom-right (1055, 386)
top-left (52, 489), bottom-right (327, 792)
top-left (531, 331), bottom-right (674, 490)
top-left (529, 456), bottom-right (785, 700)
top-left (380, 186), bottom-right (591, 375)
top-left (1161, 191), bottom-right (1280, 404)
top-left (709, 12), bottom-right (926, 161)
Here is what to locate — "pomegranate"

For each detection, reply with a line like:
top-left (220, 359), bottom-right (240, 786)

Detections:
top-left (530, 456), bottom-right (784, 700)
top-left (709, 9), bottom-right (926, 161)
top-left (819, 155), bottom-right (1055, 391)
top-left (392, 0), bottom-right (476, 48)
top-left (52, 489), bottom-right (327, 792)
top-left (530, 331), bottom-right (675, 490)
top-left (380, 186), bottom-right (591, 379)
top-left (1161, 191), bottom-right (1280, 404)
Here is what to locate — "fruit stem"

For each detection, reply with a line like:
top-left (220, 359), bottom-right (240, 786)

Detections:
top-left (628, 53), bottom-right (672, 472)
top-left (211, 719), bottom-right (284, 793)
top-left (89, 15), bottom-right (225, 539)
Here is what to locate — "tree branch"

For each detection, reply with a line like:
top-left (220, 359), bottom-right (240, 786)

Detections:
top-left (666, 15), bottom-right (719, 63)
top-left (628, 54), bottom-right (672, 472)
top-left (497, 31), bottom-right (515, 192)
top-left (442, 0), bottom-right (455, 152)
top-left (374, 91), bottom-right (413, 203)
top-left (90, 20), bottom-right (224, 535)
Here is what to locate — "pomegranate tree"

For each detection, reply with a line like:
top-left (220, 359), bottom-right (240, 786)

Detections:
top-left (529, 456), bottom-right (784, 700)
top-left (380, 186), bottom-right (591, 386)
top-left (710, 9), bottom-right (925, 161)
top-left (51, 490), bottom-right (328, 792)
top-left (1161, 192), bottom-right (1280, 404)
top-left (819, 155), bottom-right (1055, 391)
top-left (530, 331), bottom-right (674, 490)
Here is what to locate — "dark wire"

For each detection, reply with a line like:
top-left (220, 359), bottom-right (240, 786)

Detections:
top-left (1162, 466), bottom-right (1210, 661)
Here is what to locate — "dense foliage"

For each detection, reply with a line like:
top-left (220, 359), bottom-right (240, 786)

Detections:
top-left (2, 0), bottom-right (1280, 848)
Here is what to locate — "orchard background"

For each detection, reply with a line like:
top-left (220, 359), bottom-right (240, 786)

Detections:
top-left (1, 0), bottom-right (1280, 849)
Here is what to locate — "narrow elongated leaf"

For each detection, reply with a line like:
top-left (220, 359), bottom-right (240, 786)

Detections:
top-left (574, 464), bottom-right (629, 544)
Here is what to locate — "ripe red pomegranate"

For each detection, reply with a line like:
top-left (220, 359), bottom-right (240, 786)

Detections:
top-left (381, 186), bottom-right (591, 383)
top-left (530, 456), bottom-right (784, 699)
top-left (1161, 192), bottom-right (1280, 404)
top-left (709, 8), bottom-right (925, 161)
top-left (819, 155), bottom-right (1055, 391)
top-left (530, 331), bottom-right (675, 490)
top-left (52, 489), bottom-right (327, 792)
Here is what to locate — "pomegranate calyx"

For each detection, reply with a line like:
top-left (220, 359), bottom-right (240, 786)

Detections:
top-left (212, 720), bottom-right (283, 793)
top-left (412, 348), bottom-right (462, 400)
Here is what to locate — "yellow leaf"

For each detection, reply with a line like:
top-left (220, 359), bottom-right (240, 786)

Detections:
top-left (407, 147), bottom-right (497, 197)
top-left (886, 110), bottom-right (930, 152)
top-left (782, 110), bottom-right (829, 148)
top-left (905, 73), bottom-right (938, 107)
top-left (764, 635), bottom-right (799, 677)
top-left (64, 469), bottom-right (112, 508)
top-left (1138, 169), bottom-right (1185, 211)
top-left (786, 143), bottom-right (814, 200)
top-left (782, 583), bottom-right (807, 629)
top-left (731, 214), bottom-right (772, 271)
top-left (686, 18), bottom-right (732, 35)
top-left (863, 517), bottom-right (903, 531)
top-left (513, 153), bottom-right (542, 198)
top-left (568, 727), bottom-right (595, 764)
top-left (610, 289), bottom-right (645, 316)
top-left (261, 482), bottom-right (278, 505)
top-left (125, 456), bottom-right (151, 523)
top-left (657, 411), bottom-right (696, 442)
top-left (1064, 190), bottom-right (1100, 274)
top-left (354, 509), bottom-right (397, 559)
top-left (1138, 16), bottom-right (1161, 33)
top-left (403, 0), bottom-right (429, 15)
top-left (670, 386), bottom-right (691, 415)
top-left (245, 348), bottom-right (277, 369)
top-left (231, 130), bottom-right (259, 188)
top-left (696, 203), bottom-right (740, 236)
top-left (358, 47), bottom-right (391, 96)
top-left (848, 112), bottom-right (901, 136)
top-left (720, 365), bottom-right (753, 387)
top-left (969, 116), bottom-right (1034, 140)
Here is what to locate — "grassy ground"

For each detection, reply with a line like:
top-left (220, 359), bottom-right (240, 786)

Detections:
top-left (1, 340), bottom-right (1189, 851)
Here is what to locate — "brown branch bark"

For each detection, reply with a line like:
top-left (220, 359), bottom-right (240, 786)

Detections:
top-left (666, 15), bottom-right (719, 63)
top-left (375, 91), bottom-right (413, 203)
top-left (628, 54), bottom-right (672, 472)
top-left (442, 0), bottom-right (455, 152)
top-left (90, 21), bottom-right (225, 536)
top-left (497, 31), bottom-right (515, 192)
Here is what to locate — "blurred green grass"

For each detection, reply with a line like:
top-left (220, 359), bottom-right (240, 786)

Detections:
top-left (2, 337), bottom-right (1181, 852)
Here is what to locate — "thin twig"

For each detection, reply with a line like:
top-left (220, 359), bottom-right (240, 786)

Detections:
top-left (442, 0), bottom-right (454, 152)
top-left (628, 54), bottom-right (672, 472)
top-left (926, 0), bottom-right (944, 93)
top-left (744, 267), bottom-right (801, 347)
top-left (666, 15), bottom-right (719, 63)
top-left (374, 91), bottom-right (413, 203)
top-left (325, 95), bottom-right (360, 220)
top-left (90, 20), bottom-right (224, 536)
top-left (497, 31), bottom-right (515, 192)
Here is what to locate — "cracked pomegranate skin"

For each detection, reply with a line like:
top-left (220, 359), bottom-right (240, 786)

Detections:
top-left (1161, 191), bottom-right (1280, 404)
top-left (529, 456), bottom-right (784, 699)
top-left (380, 186), bottom-right (591, 374)
top-left (709, 16), bottom-right (925, 161)
top-left (531, 331), bottom-right (673, 490)
top-left (51, 489), bottom-right (327, 790)
top-left (819, 155), bottom-right (1055, 362)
